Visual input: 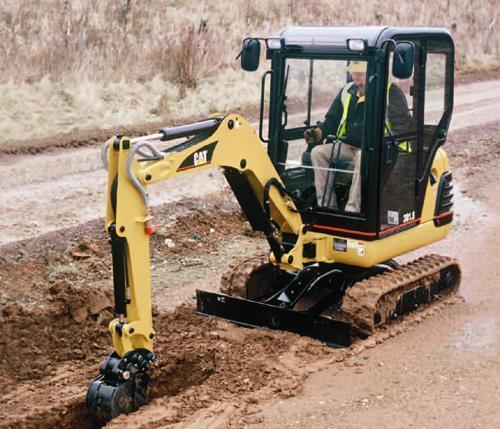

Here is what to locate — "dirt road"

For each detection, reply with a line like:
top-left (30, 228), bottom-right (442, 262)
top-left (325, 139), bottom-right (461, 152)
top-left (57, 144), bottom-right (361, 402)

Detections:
top-left (2, 78), bottom-right (500, 246)
top-left (246, 129), bottom-right (500, 428)
top-left (1, 78), bottom-right (500, 428)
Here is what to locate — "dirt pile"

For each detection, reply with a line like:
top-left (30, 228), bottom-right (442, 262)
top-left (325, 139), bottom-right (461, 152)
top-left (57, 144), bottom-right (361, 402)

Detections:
top-left (0, 203), bottom-right (248, 384)
top-left (108, 306), bottom-right (331, 429)
top-left (0, 279), bottom-right (113, 385)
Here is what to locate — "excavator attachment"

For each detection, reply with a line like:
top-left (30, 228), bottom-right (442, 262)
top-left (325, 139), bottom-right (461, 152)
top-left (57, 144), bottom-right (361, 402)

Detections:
top-left (86, 349), bottom-right (155, 423)
top-left (196, 290), bottom-right (352, 347)
top-left (197, 254), bottom-right (460, 349)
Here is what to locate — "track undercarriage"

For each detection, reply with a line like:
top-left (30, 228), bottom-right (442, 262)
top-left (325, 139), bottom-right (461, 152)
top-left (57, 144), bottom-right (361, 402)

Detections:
top-left (197, 253), bottom-right (461, 344)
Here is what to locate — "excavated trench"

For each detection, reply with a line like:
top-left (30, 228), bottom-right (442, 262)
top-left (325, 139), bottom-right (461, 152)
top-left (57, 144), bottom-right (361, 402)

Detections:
top-left (0, 286), bottom-right (328, 429)
top-left (0, 241), bottom-right (460, 429)
top-left (0, 206), bottom-right (322, 428)
top-left (1, 307), bottom-right (218, 429)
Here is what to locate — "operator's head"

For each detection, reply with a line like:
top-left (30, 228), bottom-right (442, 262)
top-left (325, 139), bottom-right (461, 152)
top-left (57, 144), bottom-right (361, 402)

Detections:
top-left (346, 61), bottom-right (367, 94)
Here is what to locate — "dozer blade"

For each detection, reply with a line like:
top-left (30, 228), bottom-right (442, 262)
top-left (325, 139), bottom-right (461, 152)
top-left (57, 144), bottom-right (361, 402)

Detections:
top-left (196, 290), bottom-right (352, 347)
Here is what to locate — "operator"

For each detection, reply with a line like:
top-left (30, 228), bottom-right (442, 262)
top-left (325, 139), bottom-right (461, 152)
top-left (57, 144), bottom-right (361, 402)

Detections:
top-left (305, 60), bottom-right (411, 212)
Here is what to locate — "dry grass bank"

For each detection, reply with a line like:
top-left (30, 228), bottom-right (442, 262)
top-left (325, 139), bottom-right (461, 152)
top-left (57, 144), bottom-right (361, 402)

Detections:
top-left (0, 0), bottom-right (498, 142)
top-left (0, 70), bottom-right (262, 143)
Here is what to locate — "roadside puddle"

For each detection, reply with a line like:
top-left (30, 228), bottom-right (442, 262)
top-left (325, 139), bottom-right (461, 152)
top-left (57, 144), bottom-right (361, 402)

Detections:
top-left (450, 315), bottom-right (498, 358)
top-left (452, 183), bottom-right (494, 229)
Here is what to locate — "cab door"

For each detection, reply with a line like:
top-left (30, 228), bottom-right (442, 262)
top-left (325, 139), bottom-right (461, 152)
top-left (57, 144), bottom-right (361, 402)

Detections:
top-left (378, 40), bottom-right (421, 236)
top-left (378, 34), bottom-right (454, 236)
top-left (417, 36), bottom-right (454, 204)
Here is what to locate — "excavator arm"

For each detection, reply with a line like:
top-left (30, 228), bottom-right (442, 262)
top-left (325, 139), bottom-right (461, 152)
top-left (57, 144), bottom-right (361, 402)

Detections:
top-left (87, 114), bottom-right (307, 421)
top-left (106, 114), bottom-right (308, 356)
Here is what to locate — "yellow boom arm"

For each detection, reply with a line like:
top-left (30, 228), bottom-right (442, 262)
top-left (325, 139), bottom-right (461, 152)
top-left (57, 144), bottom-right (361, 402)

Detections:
top-left (104, 114), bottom-right (303, 357)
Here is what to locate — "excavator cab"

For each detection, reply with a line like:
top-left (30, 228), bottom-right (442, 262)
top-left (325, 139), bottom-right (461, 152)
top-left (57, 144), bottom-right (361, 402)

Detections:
top-left (243, 27), bottom-right (454, 236)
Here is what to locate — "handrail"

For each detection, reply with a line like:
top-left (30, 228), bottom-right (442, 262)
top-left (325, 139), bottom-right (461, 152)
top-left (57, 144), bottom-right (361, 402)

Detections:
top-left (259, 70), bottom-right (273, 143)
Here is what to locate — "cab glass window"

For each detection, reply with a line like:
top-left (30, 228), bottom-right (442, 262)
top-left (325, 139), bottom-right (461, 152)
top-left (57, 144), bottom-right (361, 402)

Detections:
top-left (278, 58), bottom-right (367, 214)
top-left (420, 39), bottom-right (453, 177)
top-left (424, 53), bottom-right (446, 126)
top-left (379, 47), bottom-right (418, 232)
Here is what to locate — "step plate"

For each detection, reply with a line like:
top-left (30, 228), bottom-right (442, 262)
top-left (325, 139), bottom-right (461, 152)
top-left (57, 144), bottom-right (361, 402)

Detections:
top-left (196, 290), bottom-right (352, 347)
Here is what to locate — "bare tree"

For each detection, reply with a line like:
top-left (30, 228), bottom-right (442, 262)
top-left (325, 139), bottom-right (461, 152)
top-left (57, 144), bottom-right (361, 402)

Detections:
top-left (123, 0), bottom-right (133, 33)
top-left (484, 18), bottom-right (497, 55)
top-left (62, 0), bottom-right (72, 47)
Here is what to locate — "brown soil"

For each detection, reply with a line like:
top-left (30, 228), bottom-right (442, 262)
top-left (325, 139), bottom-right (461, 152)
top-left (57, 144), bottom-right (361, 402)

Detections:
top-left (0, 199), bottom-right (262, 428)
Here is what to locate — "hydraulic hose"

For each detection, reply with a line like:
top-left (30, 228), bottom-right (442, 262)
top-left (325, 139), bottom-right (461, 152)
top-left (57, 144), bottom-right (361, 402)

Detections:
top-left (125, 141), bottom-right (165, 209)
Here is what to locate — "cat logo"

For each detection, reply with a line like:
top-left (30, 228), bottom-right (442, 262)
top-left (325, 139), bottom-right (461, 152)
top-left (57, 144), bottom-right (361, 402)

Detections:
top-left (193, 150), bottom-right (208, 166)
top-left (177, 141), bottom-right (218, 172)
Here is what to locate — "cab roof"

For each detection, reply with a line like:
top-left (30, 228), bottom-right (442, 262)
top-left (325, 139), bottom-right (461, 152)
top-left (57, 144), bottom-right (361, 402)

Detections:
top-left (278, 26), bottom-right (452, 52)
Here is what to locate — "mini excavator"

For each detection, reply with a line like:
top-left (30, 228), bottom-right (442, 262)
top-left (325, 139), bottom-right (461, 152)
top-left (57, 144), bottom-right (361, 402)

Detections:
top-left (87, 27), bottom-right (461, 421)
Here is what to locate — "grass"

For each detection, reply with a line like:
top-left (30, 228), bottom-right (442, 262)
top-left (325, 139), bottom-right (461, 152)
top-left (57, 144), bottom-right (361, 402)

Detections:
top-left (0, 0), bottom-right (498, 142)
top-left (0, 69), bottom-right (263, 142)
top-left (45, 250), bottom-right (78, 283)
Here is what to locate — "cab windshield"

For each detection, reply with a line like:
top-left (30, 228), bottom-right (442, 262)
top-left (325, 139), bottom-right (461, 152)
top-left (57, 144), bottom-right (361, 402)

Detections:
top-left (279, 58), bottom-right (368, 214)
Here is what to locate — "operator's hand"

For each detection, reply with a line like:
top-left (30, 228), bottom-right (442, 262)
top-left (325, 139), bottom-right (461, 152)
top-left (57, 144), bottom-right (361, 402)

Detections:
top-left (304, 127), bottom-right (322, 144)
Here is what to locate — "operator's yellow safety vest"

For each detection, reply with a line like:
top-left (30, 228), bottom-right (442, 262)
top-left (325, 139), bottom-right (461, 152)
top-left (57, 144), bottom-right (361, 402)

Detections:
top-left (336, 82), bottom-right (411, 152)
